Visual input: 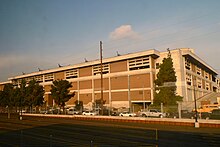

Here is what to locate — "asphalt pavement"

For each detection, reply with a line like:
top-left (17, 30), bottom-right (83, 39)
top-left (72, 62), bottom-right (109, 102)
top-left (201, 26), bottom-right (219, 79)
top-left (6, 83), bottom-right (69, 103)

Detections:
top-left (0, 114), bottom-right (220, 146)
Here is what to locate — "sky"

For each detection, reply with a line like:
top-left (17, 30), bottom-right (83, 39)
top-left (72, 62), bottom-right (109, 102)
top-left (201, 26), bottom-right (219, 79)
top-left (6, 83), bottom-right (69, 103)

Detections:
top-left (0, 0), bottom-right (220, 82)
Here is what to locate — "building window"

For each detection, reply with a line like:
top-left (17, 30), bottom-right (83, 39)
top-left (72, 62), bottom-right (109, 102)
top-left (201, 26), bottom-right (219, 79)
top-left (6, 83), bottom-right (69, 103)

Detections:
top-left (197, 78), bottom-right (202, 88)
top-left (93, 64), bottom-right (109, 75)
top-left (25, 77), bottom-right (34, 84)
top-left (129, 56), bottom-right (150, 71)
top-left (185, 59), bottom-right (191, 70)
top-left (17, 79), bottom-right (22, 85)
top-left (186, 73), bottom-right (192, 86)
top-left (44, 73), bottom-right (54, 82)
top-left (205, 82), bottom-right (210, 91)
top-left (196, 66), bottom-right (201, 75)
top-left (65, 69), bottom-right (78, 79)
top-left (204, 71), bottom-right (209, 79)
top-left (156, 63), bottom-right (160, 69)
top-left (35, 75), bottom-right (43, 82)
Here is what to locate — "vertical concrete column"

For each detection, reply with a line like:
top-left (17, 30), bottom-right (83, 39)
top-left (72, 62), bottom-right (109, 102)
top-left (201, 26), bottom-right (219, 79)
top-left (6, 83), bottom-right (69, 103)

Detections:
top-left (109, 76), bottom-right (111, 109)
top-left (77, 80), bottom-right (80, 102)
top-left (92, 77), bottom-right (94, 103)
top-left (150, 71), bottom-right (154, 102)
top-left (128, 74), bottom-right (131, 112)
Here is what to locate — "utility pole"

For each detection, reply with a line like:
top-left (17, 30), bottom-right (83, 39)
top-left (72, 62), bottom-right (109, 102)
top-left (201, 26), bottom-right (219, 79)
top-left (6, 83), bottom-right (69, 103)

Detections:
top-left (193, 77), bottom-right (199, 128)
top-left (100, 41), bottom-right (103, 115)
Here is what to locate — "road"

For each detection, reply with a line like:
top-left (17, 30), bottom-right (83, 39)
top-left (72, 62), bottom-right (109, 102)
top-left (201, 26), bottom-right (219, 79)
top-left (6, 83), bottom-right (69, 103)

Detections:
top-left (0, 114), bottom-right (220, 146)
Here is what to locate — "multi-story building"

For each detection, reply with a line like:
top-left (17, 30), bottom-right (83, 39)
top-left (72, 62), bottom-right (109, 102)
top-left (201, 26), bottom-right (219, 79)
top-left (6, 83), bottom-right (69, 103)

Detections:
top-left (0, 48), bottom-right (219, 111)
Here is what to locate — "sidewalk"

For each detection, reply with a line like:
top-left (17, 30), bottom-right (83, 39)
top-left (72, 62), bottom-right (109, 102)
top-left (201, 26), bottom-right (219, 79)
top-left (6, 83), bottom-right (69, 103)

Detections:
top-left (23, 113), bottom-right (220, 128)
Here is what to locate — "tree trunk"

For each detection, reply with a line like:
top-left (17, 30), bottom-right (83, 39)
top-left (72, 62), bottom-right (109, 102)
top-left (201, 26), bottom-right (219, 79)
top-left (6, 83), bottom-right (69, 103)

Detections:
top-left (7, 106), bottom-right (10, 119)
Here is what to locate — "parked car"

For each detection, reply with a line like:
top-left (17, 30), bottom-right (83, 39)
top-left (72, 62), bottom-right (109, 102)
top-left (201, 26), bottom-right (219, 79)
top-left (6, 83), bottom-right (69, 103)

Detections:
top-left (209, 109), bottom-right (220, 120)
top-left (82, 111), bottom-right (97, 116)
top-left (46, 108), bottom-right (62, 114)
top-left (119, 112), bottom-right (136, 117)
top-left (140, 109), bottom-right (166, 118)
top-left (181, 110), bottom-right (195, 119)
top-left (67, 108), bottom-right (80, 115)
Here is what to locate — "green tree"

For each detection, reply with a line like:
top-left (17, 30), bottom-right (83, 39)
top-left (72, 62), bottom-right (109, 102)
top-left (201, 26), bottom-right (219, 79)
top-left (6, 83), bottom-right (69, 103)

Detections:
top-left (19, 79), bottom-right (27, 113)
top-left (26, 80), bottom-right (45, 113)
top-left (74, 100), bottom-right (83, 112)
top-left (50, 79), bottom-right (74, 113)
top-left (154, 49), bottom-right (182, 106)
top-left (13, 87), bottom-right (21, 112)
top-left (93, 98), bottom-right (106, 114)
top-left (0, 83), bottom-right (16, 118)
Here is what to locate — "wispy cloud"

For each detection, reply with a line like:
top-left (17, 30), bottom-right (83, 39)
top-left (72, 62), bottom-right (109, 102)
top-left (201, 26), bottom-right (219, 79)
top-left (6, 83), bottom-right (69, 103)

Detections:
top-left (109, 25), bottom-right (141, 40)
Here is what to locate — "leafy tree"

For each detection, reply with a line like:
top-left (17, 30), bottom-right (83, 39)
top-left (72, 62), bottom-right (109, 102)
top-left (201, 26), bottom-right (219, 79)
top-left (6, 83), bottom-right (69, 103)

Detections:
top-left (94, 99), bottom-right (106, 108)
top-left (50, 79), bottom-right (74, 113)
top-left (74, 100), bottom-right (83, 112)
top-left (154, 49), bottom-right (183, 106)
top-left (93, 98), bottom-right (106, 114)
top-left (0, 83), bottom-right (16, 118)
top-left (19, 79), bottom-right (27, 113)
top-left (13, 87), bottom-right (21, 112)
top-left (26, 80), bottom-right (44, 113)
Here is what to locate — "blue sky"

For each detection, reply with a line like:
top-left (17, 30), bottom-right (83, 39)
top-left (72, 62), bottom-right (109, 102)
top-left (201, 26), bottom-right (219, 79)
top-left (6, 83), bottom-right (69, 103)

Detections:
top-left (0, 0), bottom-right (220, 82)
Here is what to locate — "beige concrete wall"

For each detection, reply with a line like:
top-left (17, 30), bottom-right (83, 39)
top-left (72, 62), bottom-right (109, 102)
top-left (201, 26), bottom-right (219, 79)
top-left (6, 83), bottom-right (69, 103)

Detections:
top-left (69, 82), bottom-right (77, 90)
top-left (111, 91), bottom-right (128, 101)
top-left (130, 74), bottom-right (151, 89)
top-left (54, 71), bottom-right (64, 80)
top-left (79, 93), bottom-right (92, 105)
top-left (151, 57), bottom-right (155, 69)
top-left (44, 85), bottom-right (51, 92)
top-left (110, 60), bottom-right (127, 73)
top-left (131, 90), bottom-right (151, 101)
top-left (111, 76), bottom-right (128, 90)
top-left (79, 67), bottom-right (92, 77)
top-left (94, 78), bottom-right (109, 90)
top-left (79, 80), bottom-right (92, 89)
top-left (45, 94), bottom-right (53, 106)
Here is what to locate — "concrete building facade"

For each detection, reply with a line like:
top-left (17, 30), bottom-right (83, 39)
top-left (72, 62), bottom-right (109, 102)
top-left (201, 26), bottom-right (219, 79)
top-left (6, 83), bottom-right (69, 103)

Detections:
top-left (1, 48), bottom-right (219, 110)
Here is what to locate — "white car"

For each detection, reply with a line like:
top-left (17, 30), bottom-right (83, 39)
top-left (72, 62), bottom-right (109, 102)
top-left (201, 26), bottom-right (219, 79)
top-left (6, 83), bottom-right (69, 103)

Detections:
top-left (140, 109), bottom-right (166, 118)
top-left (82, 111), bottom-right (97, 116)
top-left (67, 108), bottom-right (80, 115)
top-left (119, 112), bottom-right (136, 117)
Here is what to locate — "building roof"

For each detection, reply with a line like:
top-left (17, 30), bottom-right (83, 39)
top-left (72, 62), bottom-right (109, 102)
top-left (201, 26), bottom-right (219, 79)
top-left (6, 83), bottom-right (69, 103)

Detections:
top-left (8, 49), bottom-right (160, 80)
top-left (181, 49), bottom-right (218, 75)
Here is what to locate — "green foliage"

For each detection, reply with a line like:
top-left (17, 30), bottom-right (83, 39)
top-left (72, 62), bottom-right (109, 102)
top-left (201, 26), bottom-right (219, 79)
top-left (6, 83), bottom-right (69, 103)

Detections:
top-left (19, 79), bottom-right (27, 107)
top-left (154, 50), bottom-right (183, 106)
top-left (74, 100), bottom-right (83, 111)
top-left (26, 80), bottom-right (45, 109)
top-left (93, 98), bottom-right (106, 109)
top-left (50, 79), bottom-right (74, 109)
top-left (0, 83), bottom-right (15, 107)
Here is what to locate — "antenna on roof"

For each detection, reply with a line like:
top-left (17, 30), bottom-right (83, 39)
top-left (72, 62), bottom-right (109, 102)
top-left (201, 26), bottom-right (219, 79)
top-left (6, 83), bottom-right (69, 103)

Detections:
top-left (84, 58), bottom-right (88, 62)
top-left (116, 51), bottom-right (121, 56)
top-left (167, 48), bottom-right (171, 58)
top-left (38, 68), bottom-right (42, 71)
top-left (58, 64), bottom-right (62, 67)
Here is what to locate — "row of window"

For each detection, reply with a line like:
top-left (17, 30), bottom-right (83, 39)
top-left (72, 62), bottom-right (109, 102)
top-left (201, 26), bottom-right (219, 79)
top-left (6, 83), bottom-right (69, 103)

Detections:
top-left (186, 73), bottom-right (210, 90)
top-left (185, 59), bottom-right (211, 80)
top-left (13, 56), bottom-right (151, 85)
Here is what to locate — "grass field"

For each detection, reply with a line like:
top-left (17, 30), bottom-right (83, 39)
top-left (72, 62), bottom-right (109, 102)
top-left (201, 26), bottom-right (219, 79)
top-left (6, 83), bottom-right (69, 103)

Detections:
top-left (0, 113), bottom-right (220, 146)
